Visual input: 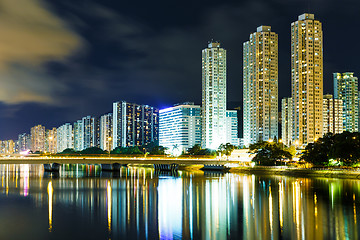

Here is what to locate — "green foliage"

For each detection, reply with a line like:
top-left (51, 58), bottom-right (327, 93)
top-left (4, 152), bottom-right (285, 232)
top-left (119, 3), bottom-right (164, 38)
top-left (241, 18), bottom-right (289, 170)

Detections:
top-left (80, 147), bottom-right (107, 155)
top-left (301, 132), bottom-right (360, 166)
top-left (218, 143), bottom-right (236, 156)
top-left (149, 146), bottom-right (167, 155)
top-left (58, 148), bottom-right (78, 155)
top-left (111, 146), bottom-right (143, 155)
top-left (185, 144), bottom-right (216, 156)
top-left (249, 141), bottom-right (292, 166)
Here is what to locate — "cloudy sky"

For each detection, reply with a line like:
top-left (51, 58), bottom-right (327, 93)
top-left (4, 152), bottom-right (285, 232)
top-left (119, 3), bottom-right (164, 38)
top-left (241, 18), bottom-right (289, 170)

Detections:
top-left (0, 0), bottom-right (358, 139)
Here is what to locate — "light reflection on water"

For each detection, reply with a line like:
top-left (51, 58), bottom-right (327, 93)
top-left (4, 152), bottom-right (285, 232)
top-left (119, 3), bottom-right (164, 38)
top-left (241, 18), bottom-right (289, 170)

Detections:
top-left (0, 164), bottom-right (359, 239)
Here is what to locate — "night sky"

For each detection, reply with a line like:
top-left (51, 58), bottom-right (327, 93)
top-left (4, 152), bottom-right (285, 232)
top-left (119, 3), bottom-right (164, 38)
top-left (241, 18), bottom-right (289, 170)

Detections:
top-left (0, 0), bottom-right (359, 140)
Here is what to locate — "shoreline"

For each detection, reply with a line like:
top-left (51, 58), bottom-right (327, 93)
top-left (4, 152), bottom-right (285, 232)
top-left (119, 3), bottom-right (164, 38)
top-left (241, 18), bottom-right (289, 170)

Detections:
top-left (229, 167), bottom-right (360, 179)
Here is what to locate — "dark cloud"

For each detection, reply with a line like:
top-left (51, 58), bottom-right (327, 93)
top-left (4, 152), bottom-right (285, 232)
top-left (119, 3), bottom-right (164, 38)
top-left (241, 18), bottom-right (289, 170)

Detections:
top-left (0, 0), bottom-right (359, 139)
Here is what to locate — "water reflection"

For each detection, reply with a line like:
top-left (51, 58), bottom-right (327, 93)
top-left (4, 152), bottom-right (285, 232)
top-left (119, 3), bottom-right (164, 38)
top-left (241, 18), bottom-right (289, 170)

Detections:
top-left (0, 164), bottom-right (359, 239)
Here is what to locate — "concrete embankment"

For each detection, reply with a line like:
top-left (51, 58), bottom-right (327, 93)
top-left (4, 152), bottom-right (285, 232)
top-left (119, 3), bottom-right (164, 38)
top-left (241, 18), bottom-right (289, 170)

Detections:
top-left (230, 167), bottom-right (360, 179)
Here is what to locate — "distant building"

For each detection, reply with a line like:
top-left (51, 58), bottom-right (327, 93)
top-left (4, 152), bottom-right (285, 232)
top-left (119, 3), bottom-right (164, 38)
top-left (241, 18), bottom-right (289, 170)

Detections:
top-left (100, 113), bottom-right (113, 152)
top-left (0, 140), bottom-right (15, 154)
top-left (202, 41), bottom-right (227, 149)
top-left (73, 120), bottom-right (83, 151)
top-left (159, 103), bottom-right (201, 155)
top-left (291, 13), bottom-right (323, 146)
top-left (82, 116), bottom-right (96, 150)
top-left (45, 128), bottom-right (57, 154)
top-left (113, 101), bottom-right (159, 149)
top-left (323, 94), bottom-right (343, 135)
top-left (30, 125), bottom-right (45, 152)
top-left (18, 133), bottom-right (31, 152)
top-left (334, 72), bottom-right (359, 132)
top-left (57, 123), bottom-right (73, 153)
top-left (226, 110), bottom-right (239, 146)
top-left (243, 26), bottom-right (278, 146)
top-left (281, 98), bottom-right (292, 146)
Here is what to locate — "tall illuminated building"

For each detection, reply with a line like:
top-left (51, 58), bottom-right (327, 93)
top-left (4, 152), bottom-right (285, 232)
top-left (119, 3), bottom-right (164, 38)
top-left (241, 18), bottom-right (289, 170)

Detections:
top-left (113, 101), bottom-right (159, 148)
top-left (100, 113), bottom-right (113, 151)
top-left (57, 123), bottom-right (73, 153)
top-left (159, 103), bottom-right (201, 155)
top-left (334, 72), bottom-right (359, 132)
top-left (291, 13), bottom-right (323, 146)
top-left (201, 41), bottom-right (227, 149)
top-left (243, 26), bottom-right (278, 146)
top-left (73, 120), bottom-right (83, 151)
top-left (226, 110), bottom-right (239, 146)
top-left (82, 116), bottom-right (96, 150)
top-left (18, 133), bottom-right (31, 152)
top-left (281, 98), bottom-right (292, 146)
top-left (323, 94), bottom-right (343, 135)
top-left (30, 125), bottom-right (46, 152)
top-left (45, 128), bottom-right (57, 154)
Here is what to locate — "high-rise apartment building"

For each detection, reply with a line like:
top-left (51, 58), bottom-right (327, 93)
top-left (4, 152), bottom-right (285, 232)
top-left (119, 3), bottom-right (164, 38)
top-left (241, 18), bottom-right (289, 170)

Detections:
top-left (45, 128), bottom-right (57, 154)
top-left (113, 101), bottom-right (159, 148)
top-left (82, 116), bottom-right (96, 150)
top-left (323, 94), bottom-right (343, 135)
top-left (73, 120), bottom-right (83, 151)
top-left (291, 13), bottom-right (323, 146)
top-left (100, 113), bottom-right (113, 152)
top-left (243, 26), bottom-right (278, 146)
top-left (57, 123), bottom-right (73, 153)
top-left (0, 140), bottom-right (15, 154)
top-left (281, 98), bottom-right (293, 146)
top-left (334, 72), bottom-right (359, 132)
top-left (201, 41), bottom-right (227, 149)
top-left (226, 110), bottom-right (240, 146)
top-left (18, 133), bottom-right (31, 152)
top-left (159, 103), bottom-right (201, 155)
top-left (30, 125), bottom-right (45, 152)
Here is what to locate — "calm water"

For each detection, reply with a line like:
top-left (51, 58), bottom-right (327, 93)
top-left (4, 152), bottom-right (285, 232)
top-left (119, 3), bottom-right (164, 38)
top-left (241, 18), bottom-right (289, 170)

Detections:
top-left (0, 164), bottom-right (359, 240)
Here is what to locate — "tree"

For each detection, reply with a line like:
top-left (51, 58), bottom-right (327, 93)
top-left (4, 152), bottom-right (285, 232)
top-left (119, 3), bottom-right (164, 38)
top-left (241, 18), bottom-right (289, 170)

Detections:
top-left (187, 144), bottom-right (202, 155)
top-left (149, 146), bottom-right (168, 155)
top-left (58, 148), bottom-right (78, 155)
top-left (218, 143), bottom-right (236, 157)
top-left (249, 141), bottom-right (292, 166)
top-left (80, 147), bottom-right (107, 154)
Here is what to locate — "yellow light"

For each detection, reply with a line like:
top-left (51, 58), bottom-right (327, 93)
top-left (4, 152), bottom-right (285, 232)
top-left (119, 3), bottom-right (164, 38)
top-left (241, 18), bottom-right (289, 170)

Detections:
top-left (47, 181), bottom-right (53, 232)
top-left (279, 139), bottom-right (282, 143)
top-left (268, 139), bottom-right (273, 143)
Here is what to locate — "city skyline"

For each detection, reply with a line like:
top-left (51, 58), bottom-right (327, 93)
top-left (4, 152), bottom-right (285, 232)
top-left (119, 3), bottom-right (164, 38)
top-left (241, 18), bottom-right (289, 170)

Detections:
top-left (0, 0), bottom-right (360, 140)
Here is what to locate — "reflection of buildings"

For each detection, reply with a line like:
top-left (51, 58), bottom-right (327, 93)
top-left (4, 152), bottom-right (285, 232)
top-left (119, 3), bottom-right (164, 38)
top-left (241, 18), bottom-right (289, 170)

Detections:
top-left (0, 165), bottom-right (359, 239)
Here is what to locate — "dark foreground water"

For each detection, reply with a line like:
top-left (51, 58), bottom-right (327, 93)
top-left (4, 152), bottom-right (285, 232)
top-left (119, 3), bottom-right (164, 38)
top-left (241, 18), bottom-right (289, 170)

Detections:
top-left (0, 164), bottom-right (359, 240)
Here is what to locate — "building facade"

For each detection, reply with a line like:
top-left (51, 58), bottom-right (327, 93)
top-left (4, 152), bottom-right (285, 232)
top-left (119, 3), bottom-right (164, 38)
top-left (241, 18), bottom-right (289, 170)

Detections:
top-left (291, 13), bottom-right (323, 146)
top-left (18, 133), bottom-right (31, 152)
top-left (30, 125), bottom-right (46, 152)
top-left (73, 120), bottom-right (83, 151)
top-left (113, 101), bottom-right (159, 148)
top-left (334, 72), bottom-right (359, 132)
top-left (159, 103), bottom-right (201, 155)
top-left (0, 140), bottom-right (15, 154)
top-left (201, 41), bottom-right (227, 149)
top-left (100, 113), bottom-right (113, 152)
top-left (226, 110), bottom-right (239, 146)
top-left (281, 98), bottom-right (293, 146)
top-left (243, 26), bottom-right (278, 146)
top-left (57, 123), bottom-right (73, 153)
top-left (45, 128), bottom-right (57, 154)
top-left (323, 94), bottom-right (343, 135)
top-left (82, 116), bottom-right (96, 150)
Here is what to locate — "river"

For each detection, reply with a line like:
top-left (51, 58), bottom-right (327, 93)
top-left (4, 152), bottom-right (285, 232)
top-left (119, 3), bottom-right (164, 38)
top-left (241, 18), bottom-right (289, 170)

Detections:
top-left (0, 164), bottom-right (358, 239)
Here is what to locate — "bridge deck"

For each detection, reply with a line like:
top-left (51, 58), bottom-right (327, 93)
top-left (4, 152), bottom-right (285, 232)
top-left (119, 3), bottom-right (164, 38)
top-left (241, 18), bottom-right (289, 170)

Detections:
top-left (0, 157), bottom-right (241, 165)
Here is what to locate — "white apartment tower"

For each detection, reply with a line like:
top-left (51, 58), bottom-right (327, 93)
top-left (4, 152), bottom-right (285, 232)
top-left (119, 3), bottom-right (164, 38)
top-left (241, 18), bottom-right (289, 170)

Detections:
top-left (243, 26), bottom-right (278, 146)
top-left (159, 103), bottom-right (201, 155)
top-left (226, 110), bottom-right (240, 146)
top-left (100, 113), bottom-right (113, 152)
top-left (334, 72), bottom-right (359, 132)
top-left (291, 13), bottom-right (323, 146)
top-left (323, 94), bottom-right (343, 135)
top-left (201, 41), bottom-right (227, 149)
top-left (57, 123), bottom-right (73, 153)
